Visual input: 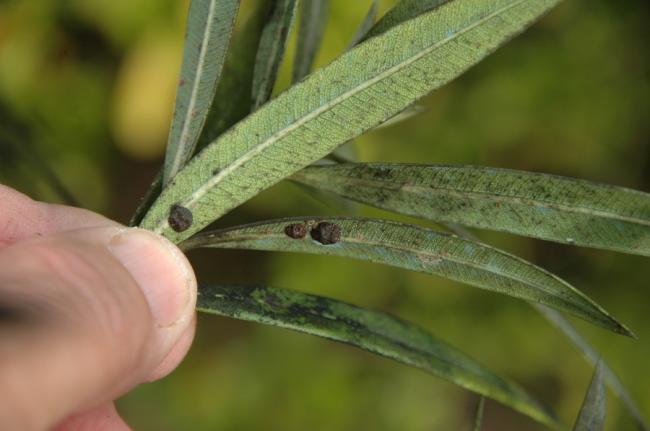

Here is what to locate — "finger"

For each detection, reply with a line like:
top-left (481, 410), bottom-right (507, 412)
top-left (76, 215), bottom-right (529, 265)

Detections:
top-left (0, 226), bottom-right (197, 431)
top-left (54, 403), bottom-right (131, 431)
top-left (0, 183), bottom-right (116, 245)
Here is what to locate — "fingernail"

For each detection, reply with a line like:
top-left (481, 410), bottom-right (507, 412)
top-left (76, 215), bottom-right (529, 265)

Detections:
top-left (108, 228), bottom-right (195, 327)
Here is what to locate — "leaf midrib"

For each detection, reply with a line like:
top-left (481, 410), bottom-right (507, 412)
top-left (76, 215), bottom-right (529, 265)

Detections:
top-left (154, 0), bottom-right (527, 233)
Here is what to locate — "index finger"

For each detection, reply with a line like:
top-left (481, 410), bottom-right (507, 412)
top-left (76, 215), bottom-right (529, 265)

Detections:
top-left (0, 184), bottom-right (118, 246)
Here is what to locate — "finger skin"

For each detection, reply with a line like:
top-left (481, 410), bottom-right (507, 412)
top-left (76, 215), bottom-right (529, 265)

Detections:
top-left (53, 403), bottom-right (131, 431)
top-left (0, 183), bottom-right (116, 246)
top-left (0, 187), bottom-right (197, 430)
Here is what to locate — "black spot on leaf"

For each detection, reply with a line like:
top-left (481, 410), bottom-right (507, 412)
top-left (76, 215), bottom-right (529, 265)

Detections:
top-left (168, 204), bottom-right (193, 232)
top-left (310, 222), bottom-right (341, 245)
top-left (285, 223), bottom-right (307, 239)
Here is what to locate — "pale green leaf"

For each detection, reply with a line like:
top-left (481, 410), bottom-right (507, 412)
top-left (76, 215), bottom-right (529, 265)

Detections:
top-left (140, 0), bottom-right (564, 242)
top-left (293, 163), bottom-right (650, 256)
top-left (538, 306), bottom-right (649, 431)
top-left (293, 0), bottom-right (329, 82)
top-left (347, 0), bottom-right (379, 48)
top-left (363, 0), bottom-right (449, 41)
top-left (474, 397), bottom-right (486, 431)
top-left (197, 284), bottom-right (560, 429)
top-left (252, 0), bottom-right (299, 109)
top-left (163, 0), bottom-right (240, 185)
top-left (197, 2), bottom-right (275, 149)
top-left (573, 362), bottom-right (606, 431)
top-left (183, 217), bottom-right (632, 336)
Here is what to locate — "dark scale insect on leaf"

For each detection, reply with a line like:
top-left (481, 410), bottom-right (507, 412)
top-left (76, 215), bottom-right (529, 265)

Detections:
top-left (168, 204), bottom-right (193, 232)
top-left (284, 223), bottom-right (307, 239)
top-left (310, 222), bottom-right (341, 245)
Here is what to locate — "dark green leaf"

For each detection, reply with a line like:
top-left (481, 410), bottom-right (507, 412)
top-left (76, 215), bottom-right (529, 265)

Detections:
top-left (140, 0), bottom-right (563, 242)
top-left (183, 217), bottom-right (632, 336)
top-left (347, 0), bottom-right (379, 48)
top-left (197, 2), bottom-right (275, 149)
top-left (293, 163), bottom-right (650, 256)
top-left (163, 0), bottom-right (240, 185)
top-left (252, 0), bottom-right (299, 109)
top-left (197, 284), bottom-right (560, 429)
top-left (573, 362), bottom-right (606, 431)
top-left (363, 0), bottom-right (449, 41)
top-left (293, 0), bottom-right (329, 82)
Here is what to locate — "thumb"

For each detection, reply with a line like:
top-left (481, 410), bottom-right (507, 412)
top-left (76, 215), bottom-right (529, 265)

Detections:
top-left (0, 226), bottom-right (197, 431)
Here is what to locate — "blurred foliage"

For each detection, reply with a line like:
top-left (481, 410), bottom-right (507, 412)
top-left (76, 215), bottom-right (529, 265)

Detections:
top-left (1, 0), bottom-right (649, 429)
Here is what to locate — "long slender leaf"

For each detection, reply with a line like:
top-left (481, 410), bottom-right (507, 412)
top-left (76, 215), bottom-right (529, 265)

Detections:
top-left (474, 397), bottom-right (486, 431)
top-left (293, 163), bottom-right (650, 256)
top-left (140, 0), bottom-right (564, 242)
top-left (363, 0), bottom-right (450, 41)
top-left (197, 284), bottom-right (560, 429)
top-left (431, 213), bottom-right (647, 430)
top-left (573, 363), bottom-right (606, 431)
top-left (538, 305), bottom-right (649, 431)
top-left (252, 0), bottom-right (299, 109)
top-left (293, 0), bottom-right (329, 82)
top-left (197, 2), bottom-right (275, 149)
top-left (163, 0), bottom-right (240, 185)
top-left (183, 217), bottom-right (631, 336)
top-left (347, 0), bottom-right (379, 48)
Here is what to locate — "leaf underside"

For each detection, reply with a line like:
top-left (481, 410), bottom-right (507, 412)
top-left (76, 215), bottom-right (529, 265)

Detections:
top-left (293, 163), bottom-right (650, 256)
top-left (163, 0), bottom-right (240, 185)
top-left (573, 363), bottom-right (606, 431)
top-left (197, 284), bottom-right (559, 429)
top-left (140, 0), bottom-right (563, 243)
top-left (183, 217), bottom-right (631, 337)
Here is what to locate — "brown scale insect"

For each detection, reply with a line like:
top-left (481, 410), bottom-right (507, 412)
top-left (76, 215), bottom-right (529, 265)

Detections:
top-left (284, 223), bottom-right (307, 239)
top-left (168, 204), bottom-right (193, 232)
top-left (310, 222), bottom-right (341, 245)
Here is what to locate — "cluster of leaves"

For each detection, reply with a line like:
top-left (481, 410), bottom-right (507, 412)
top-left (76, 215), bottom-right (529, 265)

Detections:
top-left (131, 0), bottom-right (650, 429)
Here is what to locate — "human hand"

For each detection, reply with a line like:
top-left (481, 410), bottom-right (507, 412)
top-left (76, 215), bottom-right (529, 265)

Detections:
top-left (0, 184), bottom-right (197, 430)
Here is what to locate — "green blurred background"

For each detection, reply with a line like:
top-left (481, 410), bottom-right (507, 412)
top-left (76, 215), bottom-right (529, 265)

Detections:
top-left (1, 0), bottom-right (649, 429)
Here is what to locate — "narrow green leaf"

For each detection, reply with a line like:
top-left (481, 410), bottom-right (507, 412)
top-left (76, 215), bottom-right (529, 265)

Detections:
top-left (197, 2), bottom-right (275, 149)
top-left (474, 397), bottom-right (486, 431)
top-left (252, 0), bottom-right (299, 109)
top-left (573, 362), bottom-right (606, 431)
top-left (129, 171), bottom-right (162, 227)
top-left (363, 0), bottom-right (449, 41)
top-left (197, 284), bottom-right (560, 429)
top-left (293, 163), bottom-right (650, 256)
top-left (423, 214), bottom-right (646, 429)
top-left (347, 0), bottom-right (379, 48)
top-left (293, 0), bottom-right (329, 83)
top-left (163, 0), bottom-right (240, 185)
top-left (537, 306), bottom-right (649, 431)
top-left (140, 0), bottom-right (563, 242)
top-left (183, 217), bottom-right (632, 337)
